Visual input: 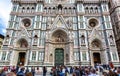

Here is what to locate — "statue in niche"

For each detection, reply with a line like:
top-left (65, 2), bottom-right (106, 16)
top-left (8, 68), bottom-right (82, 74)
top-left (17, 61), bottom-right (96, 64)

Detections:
top-left (20, 40), bottom-right (28, 48)
top-left (20, 42), bottom-right (26, 47)
top-left (55, 33), bottom-right (64, 42)
top-left (109, 35), bottom-right (114, 44)
top-left (34, 38), bottom-right (37, 44)
top-left (81, 35), bottom-right (85, 44)
top-left (67, 19), bottom-right (72, 27)
top-left (92, 41), bottom-right (99, 48)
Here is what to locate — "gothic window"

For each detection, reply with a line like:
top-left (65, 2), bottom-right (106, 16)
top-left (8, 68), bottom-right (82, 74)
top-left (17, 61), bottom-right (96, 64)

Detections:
top-left (72, 17), bottom-right (77, 23)
top-left (31, 51), bottom-right (36, 61)
top-left (79, 16), bottom-right (83, 22)
top-left (40, 38), bottom-right (45, 46)
top-left (7, 52), bottom-right (11, 60)
top-left (38, 5), bottom-right (42, 11)
top-left (10, 15), bottom-right (15, 21)
top-left (9, 22), bottom-right (13, 28)
top-left (82, 52), bottom-right (87, 61)
top-left (95, 7), bottom-right (98, 13)
top-left (85, 7), bottom-right (88, 13)
top-left (13, 5), bottom-right (17, 11)
top-left (42, 17), bottom-right (47, 23)
top-left (32, 7), bottom-right (35, 10)
top-left (103, 5), bottom-right (107, 11)
top-left (27, 7), bottom-right (30, 10)
top-left (105, 16), bottom-right (109, 21)
top-left (106, 22), bottom-right (111, 28)
top-left (38, 51), bottom-right (44, 61)
top-left (74, 52), bottom-right (79, 61)
top-left (41, 24), bottom-right (46, 30)
top-left (36, 22), bottom-right (39, 28)
top-left (1, 52), bottom-right (6, 60)
top-left (58, 4), bottom-right (63, 10)
top-left (112, 52), bottom-right (117, 61)
top-left (79, 22), bottom-right (84, 29)
top-left (90, 7), bottom-right (93, 13)
top-left (73, 24), bottom-right (77, 30)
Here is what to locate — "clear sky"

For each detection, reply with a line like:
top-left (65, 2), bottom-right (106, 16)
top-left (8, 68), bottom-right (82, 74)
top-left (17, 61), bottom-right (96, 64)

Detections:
top-left (0, 0), bottom-right (12, 36)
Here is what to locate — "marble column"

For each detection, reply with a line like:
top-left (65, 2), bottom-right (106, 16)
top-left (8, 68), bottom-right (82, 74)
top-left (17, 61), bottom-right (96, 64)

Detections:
top-left (24, 50), bottom-right (29, 66)
top-left (69, 43), bottom-right (74, 65)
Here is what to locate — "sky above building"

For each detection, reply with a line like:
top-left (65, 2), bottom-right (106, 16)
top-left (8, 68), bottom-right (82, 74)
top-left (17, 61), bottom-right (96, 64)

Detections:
top-left (0, 0), bottom-right (12, 36)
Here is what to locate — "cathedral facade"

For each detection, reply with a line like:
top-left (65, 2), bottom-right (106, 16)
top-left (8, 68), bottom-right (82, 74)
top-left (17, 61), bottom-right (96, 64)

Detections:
top-left (0, 0), bottom-right (119, 67)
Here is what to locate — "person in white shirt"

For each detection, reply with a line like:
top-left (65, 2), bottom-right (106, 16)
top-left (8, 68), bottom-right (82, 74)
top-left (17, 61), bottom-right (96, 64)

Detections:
top-left (88, 68), bottom-right (99, 76)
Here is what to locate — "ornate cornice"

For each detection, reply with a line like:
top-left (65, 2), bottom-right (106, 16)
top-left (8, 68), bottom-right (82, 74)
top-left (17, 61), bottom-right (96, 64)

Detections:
top-left (11, 0), bottom-right (44, 3)
top-left (76, 0), bottom-right (109, 3)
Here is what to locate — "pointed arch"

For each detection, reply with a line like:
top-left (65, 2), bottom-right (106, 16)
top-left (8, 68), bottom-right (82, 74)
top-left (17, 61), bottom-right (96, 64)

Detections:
top-left (91, 39), bottom-right (102, 48)
top-left (51, 29), bottom-right (68, 42)
top-left (16, 38), bottom-right (28, 48)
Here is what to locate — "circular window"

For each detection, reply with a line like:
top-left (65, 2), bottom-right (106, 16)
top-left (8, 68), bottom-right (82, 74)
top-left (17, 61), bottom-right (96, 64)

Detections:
top-left (22, 18), bottom-right (31, 27)
top-left (89, 18), bottom-right (98, 27)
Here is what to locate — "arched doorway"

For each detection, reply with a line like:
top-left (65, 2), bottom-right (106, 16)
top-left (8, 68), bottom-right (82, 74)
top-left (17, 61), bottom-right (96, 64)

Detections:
top-left (93, 53), bottom-right (101, 64)
top-left (91, 39), bottom-right (102, 65)
top-left (55, 48), bottom-right (64, 66)
top-left (16, 38), bottom-right (28, 66)
top-left (17, 52), bottom-right (26, 66)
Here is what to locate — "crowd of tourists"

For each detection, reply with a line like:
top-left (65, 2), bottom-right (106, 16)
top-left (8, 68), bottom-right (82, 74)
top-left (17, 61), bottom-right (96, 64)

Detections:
top-left (0, 64), bottom-right (120, 76)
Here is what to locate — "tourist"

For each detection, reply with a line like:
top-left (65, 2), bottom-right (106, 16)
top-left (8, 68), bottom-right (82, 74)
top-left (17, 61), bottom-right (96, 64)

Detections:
top-left (43, 66), bottom-right (47, 76)
top-left (74, 67), bottom-right (80, 76)
top-left (70, 66), bottom-right (73, 74)
top-left (31, 67), bottom-right (35, 76)
top-left (35, 67), bottom-right (41, 75)
top-left (25, 67), bottom-right (29, 74)
top-left (0, 69), bottom-right (6, 76)
top-left (88, 68), bottom-right (99, 76)
top-left (6, 72), bottom-right (16, 76)
top-left (16, 67), bottom-right (25, 76)
top-left (117, 67), bottom-right (120, 76)
top-left (108, 70), bottom-right (117, 76)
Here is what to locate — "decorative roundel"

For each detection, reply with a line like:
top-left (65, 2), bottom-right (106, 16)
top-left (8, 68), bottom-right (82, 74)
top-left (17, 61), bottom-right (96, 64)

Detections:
top-left (22, 18), bottom-right (31, 27)
top-left (89, 18), bottom-right (99, 27)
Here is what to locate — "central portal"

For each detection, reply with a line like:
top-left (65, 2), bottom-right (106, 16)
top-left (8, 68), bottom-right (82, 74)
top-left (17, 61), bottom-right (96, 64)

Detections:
top-left (55, 48), bottom-right (64, 66)
top-left (93, 53), bottom-right (101, 64)
top-left (17, 52), bottom-right (26, 66)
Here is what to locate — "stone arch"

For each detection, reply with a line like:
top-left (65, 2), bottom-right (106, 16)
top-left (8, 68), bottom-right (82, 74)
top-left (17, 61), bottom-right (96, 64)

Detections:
top-left (51, 29), bottom-right (68, 42)
top-left (16, 38), bottom-right (28, 48)
top-left (91, 39), bottom-right (102, 48)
